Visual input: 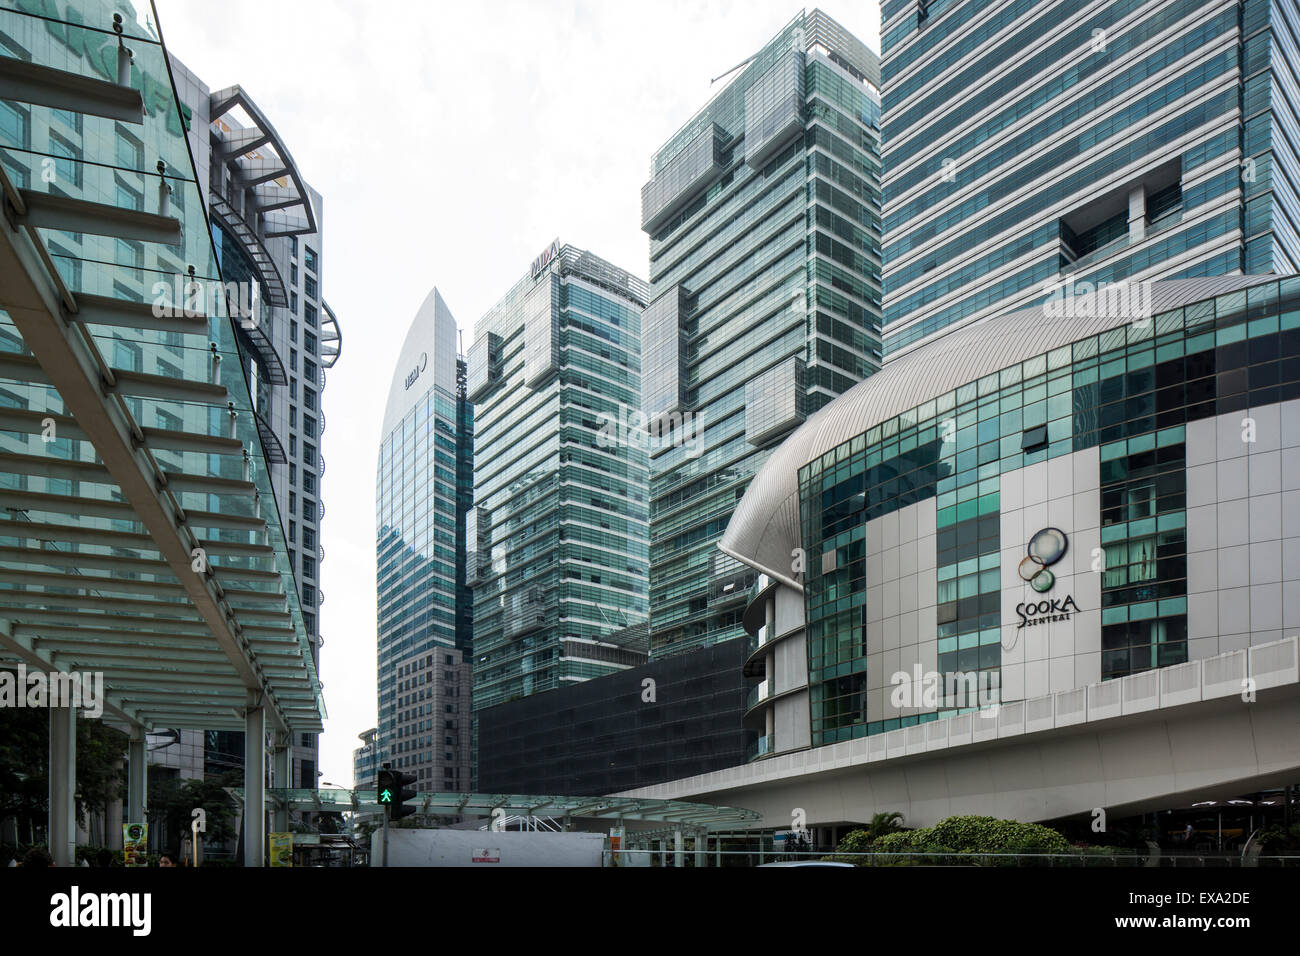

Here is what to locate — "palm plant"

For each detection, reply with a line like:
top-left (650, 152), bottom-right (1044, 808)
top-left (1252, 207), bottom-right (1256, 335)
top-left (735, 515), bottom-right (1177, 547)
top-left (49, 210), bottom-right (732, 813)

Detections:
top-left (865, 811), bottom-right (906, 842)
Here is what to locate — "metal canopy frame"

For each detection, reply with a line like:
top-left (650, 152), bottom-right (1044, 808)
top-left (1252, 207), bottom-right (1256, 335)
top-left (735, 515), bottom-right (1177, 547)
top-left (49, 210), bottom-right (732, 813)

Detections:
top-left (0, 34), bottom-right (322, 736)
top-left (248, 789), bottom-right (763, 832)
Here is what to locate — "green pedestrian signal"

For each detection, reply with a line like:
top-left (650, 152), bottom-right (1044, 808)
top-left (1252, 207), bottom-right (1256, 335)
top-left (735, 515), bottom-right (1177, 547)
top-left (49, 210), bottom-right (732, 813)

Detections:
top-left (377, 769), bottom-right (396, 806)
top-left (376, 767), bottom-right (418, 818)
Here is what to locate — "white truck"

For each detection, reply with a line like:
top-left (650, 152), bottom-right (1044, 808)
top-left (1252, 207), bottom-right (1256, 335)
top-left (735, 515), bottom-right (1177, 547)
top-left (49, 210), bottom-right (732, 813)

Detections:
top-left (370, 828), bottom-right (608, 867)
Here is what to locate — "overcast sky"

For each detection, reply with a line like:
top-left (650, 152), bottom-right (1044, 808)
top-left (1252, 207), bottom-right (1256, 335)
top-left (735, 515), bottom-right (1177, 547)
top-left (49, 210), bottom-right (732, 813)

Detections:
top-left (154, 0), bottom-right (881, 790)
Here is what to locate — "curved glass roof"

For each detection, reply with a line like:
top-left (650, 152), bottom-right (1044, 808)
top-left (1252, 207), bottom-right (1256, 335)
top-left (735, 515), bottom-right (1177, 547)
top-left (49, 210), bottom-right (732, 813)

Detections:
top-left (720, 276), bottom-right (1282, 588)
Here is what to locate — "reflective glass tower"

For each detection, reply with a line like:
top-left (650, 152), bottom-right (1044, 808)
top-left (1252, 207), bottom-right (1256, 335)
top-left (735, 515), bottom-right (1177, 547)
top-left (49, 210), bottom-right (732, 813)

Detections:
top-left (881, 0), bottom-right (1300, 359)
top-left (468, 242), bottom-right (650, 713)
top-left (375, 288), bottom-right (472, 786)
top-left (642, 9), bottom-right (882, 656)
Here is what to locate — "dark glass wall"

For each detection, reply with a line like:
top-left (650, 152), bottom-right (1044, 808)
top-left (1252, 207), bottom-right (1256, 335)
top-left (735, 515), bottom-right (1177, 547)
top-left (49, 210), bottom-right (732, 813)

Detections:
top-left (478, 640), bottom-right (754, 795)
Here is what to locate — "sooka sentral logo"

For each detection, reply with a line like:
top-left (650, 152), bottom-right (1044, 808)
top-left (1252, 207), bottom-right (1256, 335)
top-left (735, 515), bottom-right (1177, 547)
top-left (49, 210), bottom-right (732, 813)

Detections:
top-left (1015, 528), bottom-right (1079, 629)
top-left (1018, 527), bottom-right (1068, 592)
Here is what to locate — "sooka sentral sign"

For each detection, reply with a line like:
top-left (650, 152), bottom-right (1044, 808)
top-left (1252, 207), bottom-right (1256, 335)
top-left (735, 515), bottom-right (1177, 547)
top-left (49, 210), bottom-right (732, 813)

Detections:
top-left (1014, 527), bottom-right (1079, 629)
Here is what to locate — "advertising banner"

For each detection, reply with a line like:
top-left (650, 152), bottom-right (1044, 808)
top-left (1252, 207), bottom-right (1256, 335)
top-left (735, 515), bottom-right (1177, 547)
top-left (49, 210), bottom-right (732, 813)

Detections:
top-left (123, 823), bottom-right (148, 867)
top-left (269, 832), bottom-right (294, 867)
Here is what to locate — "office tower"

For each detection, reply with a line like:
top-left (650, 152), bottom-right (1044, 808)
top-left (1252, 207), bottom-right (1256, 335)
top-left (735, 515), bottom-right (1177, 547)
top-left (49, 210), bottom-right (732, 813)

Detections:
top-left (642, 9), bottom-right (882, 657)
top-left (881, 0), bottom-right (1300, 358)
top-left (0, 0), bottom-right (322, 865)
top-left (353, 728), bottom-right (379, 793)
top-left (135, 58), bottom-right (338, 791)
top-left (375, 288), bottom-right (473, 787)
top-left (468, 241), bottom-right (650, 715)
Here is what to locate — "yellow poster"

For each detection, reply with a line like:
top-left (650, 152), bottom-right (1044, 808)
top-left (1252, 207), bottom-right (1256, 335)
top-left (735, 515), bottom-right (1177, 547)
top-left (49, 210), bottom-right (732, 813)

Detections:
top-left (269, 831), bottom-right (294, 867)
top-left (123, 823), bottom-right (148, 867)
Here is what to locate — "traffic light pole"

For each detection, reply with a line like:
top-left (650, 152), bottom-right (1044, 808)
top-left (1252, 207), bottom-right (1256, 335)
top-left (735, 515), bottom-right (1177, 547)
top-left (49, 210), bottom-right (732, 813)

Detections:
top-left (382, 805), bottom-right (389, 868)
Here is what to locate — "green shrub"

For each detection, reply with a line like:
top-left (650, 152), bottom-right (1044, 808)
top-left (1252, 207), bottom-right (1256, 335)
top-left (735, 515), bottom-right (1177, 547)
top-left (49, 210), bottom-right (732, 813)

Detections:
top-left (926, 816), bottom-right (1072, 854)
top-left (872, 829), bottom-right (928, 852)
top-left (1259, 823), bottom-right (1300, 852)
top-left (834, 815), bottom-right (1072, 865)
top-left (833, 829), bottom-right (874, 854)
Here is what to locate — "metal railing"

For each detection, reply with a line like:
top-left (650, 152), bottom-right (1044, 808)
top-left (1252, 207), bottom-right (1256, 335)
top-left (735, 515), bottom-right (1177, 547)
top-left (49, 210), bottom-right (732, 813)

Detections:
top-left (607, 848), bottom-right (1300, 868)
top-left (745, 734), bottom-right (774, 762)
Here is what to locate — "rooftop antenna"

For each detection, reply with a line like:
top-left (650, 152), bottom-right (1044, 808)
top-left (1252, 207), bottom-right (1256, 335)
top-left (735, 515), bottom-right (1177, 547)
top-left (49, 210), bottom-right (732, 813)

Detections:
top-left (711, 53), bottom-right (757, 86)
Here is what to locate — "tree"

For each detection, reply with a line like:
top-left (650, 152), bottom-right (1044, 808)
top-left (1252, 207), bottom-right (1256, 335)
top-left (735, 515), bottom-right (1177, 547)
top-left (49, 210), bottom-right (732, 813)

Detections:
top-left (0, 693), bottom-right (128, 844)
top-left (147, 773), bottom-right (239, 853)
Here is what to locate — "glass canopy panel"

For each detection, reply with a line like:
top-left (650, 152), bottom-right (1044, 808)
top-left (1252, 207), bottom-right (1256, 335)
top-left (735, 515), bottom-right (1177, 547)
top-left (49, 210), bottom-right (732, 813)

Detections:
top-left (0, 0), bottom-right (320, 728)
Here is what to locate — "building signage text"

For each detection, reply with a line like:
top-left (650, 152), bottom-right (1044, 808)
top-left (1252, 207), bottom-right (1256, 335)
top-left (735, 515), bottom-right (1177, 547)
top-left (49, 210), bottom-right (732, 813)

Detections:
top-left (404, 352), bottom-right (428, 391)
top-left (530, 239), bottom-right (560, 279)
top-left (1013, 527), bottom-right (1079, 629)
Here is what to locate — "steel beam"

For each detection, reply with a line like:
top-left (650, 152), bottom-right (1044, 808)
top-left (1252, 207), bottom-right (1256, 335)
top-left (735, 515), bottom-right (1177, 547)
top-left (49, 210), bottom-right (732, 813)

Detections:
top-left (18, 189), bottom-right (182, 244)
top-left (71, 292), bottom-right (208, 335)
top-left (0, 55), bottom-right (145, 122)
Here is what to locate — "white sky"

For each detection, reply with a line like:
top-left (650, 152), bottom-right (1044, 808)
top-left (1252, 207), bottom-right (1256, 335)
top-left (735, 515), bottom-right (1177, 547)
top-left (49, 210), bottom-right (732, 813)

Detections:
top-left (153, 0), bottom-right (882, 790)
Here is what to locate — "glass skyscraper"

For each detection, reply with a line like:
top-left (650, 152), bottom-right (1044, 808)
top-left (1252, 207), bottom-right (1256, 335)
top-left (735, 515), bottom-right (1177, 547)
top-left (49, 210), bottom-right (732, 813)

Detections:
top-left (642, 9), bottom-right (882, 657)
top-left (881, 0), bottom-right (1300, 359)
top-left (468, 242), bottom-right (650, 713)
top-left (375, 287), bottom-right (473, 786)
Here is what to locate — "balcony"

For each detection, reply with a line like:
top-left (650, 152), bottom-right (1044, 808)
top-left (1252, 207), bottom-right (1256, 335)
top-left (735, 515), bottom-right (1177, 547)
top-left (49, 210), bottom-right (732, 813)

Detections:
top-left (252, 408), bottom-right (286, 465)
top-left (746, 734), bottom-right (775, 762)
top-left (319, 301), bottom-right (341, 369)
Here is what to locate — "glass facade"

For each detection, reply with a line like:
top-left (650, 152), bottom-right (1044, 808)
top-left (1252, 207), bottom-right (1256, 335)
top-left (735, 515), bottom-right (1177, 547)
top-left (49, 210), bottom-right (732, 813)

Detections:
top-left (644, 9), bottom-right (882, 658)
top-left (470, 245), bottom-right (650, 712)
top-left (800, 277), bottom-right (1300, 745)
top-left (881, 0), bottom-right (1300, 357)
top-left (375, 289), bottom-right (471, 784)
top-left (477, 639), bottom-right (752, 795)
top-left (352, 727), bottom-right (378, 792)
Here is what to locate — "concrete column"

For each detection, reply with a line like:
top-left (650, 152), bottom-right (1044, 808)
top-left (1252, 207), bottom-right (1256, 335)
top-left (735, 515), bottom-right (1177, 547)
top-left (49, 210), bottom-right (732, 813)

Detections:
top-left (673, 829), bottom-right (683, 868)
top-left (765, 653), bottom-right (776, 744)
top-left (694, 831), bottom-right (705, 868)
top-left (658, 839), bottom-right (666, 867)
top-left (716, 834), bottom-right (722, 868)
top-left (1128, 184), bottom-right (1147, 242)
top-left (126, 727), bottom-right (147, 828)
top-left (270, 731), bottom-right (291, 833)
top-left (243, 704), bottom-right (265, 867)
top-left (48, 704), bottom-right (77, 867)
top-left (107, 758), bottom-right (124, 851)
